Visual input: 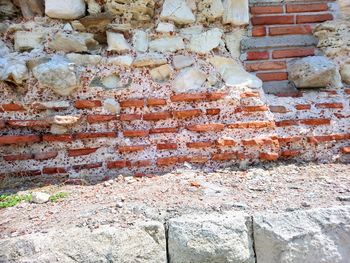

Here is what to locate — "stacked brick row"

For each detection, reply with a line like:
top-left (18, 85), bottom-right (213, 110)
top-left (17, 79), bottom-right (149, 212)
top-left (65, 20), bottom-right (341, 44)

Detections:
top-left (244, 1), bottom-right (335, 88)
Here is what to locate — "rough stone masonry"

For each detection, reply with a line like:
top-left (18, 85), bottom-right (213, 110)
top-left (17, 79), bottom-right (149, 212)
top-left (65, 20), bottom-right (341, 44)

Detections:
top-left (0, 0), bottom-right (349, 180)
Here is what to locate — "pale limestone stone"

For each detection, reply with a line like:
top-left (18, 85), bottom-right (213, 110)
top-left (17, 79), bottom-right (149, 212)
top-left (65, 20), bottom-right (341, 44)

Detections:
top-left (15, 0), bottom-right (44, 18)
top-left (67, 53), bottom-right (102, 66)
top-left (340, 63), bottom-right (350, 84)
top-left (198, 0), bottom-right (224, 21)
top-left (180, 25), bottom-right (203, 38)
top-left (186, 0), bottom-right (197, 11)
top-left (45, 0), bottom-right (86, 20)
top-left (225, 29), bottom-right (246, 59)
top-left (31, 192), bottom-right (50, 204)
top-left (86, 0), bottom-right (101, 14)
top-left (100, 74), bottom-right (122, 89)
top-left (209, 56), bottom-right (262, 89)
top-left (107, 32), bottom-right (131, 52)
top-left (0, 40), bottom-right (9, 57)
top-left (103, 98), bottom-right (120, 114)
top-left (133, 53), bottom-right (167, 67)
top-left (223, 0), bottom-right (249, 25)
top-left (33, 56), bottom-right (79, 96)
top-left (149, 37), bottom-right (185, 53)
top-left (71, 20), bottom-right (86, 31)
top-left (160, 0), bottom-right (195, 25)
top-left (288, 56), bottom-right (342, 89)
top-left (50, 124), bottom-right (68, 134)
top-left (63, 23), bottom-right (73, 31)
top-left (49, 32), bottom-right (98, 53)
top-left (51, 115), bottom-right (81, 126)
top-left (188, 28), bottom-right (223, 54)
top-left (0, 57), bottom-right (29, 85)
top-left (14, 31), bottom-right (44, 51)
top-left (26, 57), bottom-right (50, 71)
top-left (172, 67), bottom-right (207, 93)
top-left (172, 55), bottom-right (195, 70)
top-left (150, 64), bottom-right (173, 82)
top-left (107, 55), bottom-right (134, 67)
top-left (132, 30), bottom-right (148, 53)
top-left (156, 22), bottom-right (175, 33)
top-left (0, 0), bottom-right (18, 19)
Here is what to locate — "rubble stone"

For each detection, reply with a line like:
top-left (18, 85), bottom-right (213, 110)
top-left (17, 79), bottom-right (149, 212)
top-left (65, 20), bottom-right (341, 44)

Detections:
top-left (160, 0), bottom-right (195, 25)
top-left (45, 0), bottom-right (86, 20)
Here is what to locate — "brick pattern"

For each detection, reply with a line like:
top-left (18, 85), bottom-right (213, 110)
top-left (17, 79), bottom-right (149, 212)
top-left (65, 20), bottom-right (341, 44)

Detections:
top-left (246, 2), bottom-right (334, 90)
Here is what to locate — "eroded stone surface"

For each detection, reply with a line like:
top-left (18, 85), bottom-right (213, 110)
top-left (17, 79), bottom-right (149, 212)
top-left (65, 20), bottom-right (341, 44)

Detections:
top-left (168, 211), bottom-right (255, 263)
top-left (160, 0), bottom-right (195, 25)
top-left (32, 56), bottom-right (80, 96)
top-left (172, 55), bottom-right (195, 70)
top-left (288, 56), bottom-right (342, 89)
top-left (172, 67), bottom-right (206, 93)
top-left (254, 206), bottom-right (350, 263)
top-left (150, 64), bottom-right (173, 82)
top-left (149, 37), bottom-right (185, 53)
top-left (107, 32), bottom-right (131, 52)
top-left (188, 28), bottom-right (223, 54)
top-left (14, 31), bottom-right (44, 52)
top-left (133, 53), bottom-right (167, 67)
top-left (0, 57), bottom-right (29, 85)
top-left (340, 63), bottom-right (350, 84)
top-left (223, 0), bottom-right (249, 25)
top-left (49, 32), bottom-right (98, 53)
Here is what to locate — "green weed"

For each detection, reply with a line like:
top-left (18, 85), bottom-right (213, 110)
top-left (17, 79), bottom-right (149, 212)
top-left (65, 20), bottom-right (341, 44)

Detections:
top-left (0, 194), bottom-right (32, 209)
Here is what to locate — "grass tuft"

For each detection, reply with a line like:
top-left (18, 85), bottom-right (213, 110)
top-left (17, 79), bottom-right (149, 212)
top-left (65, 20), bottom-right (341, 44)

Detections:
top-left (0, 194), bottom-right (32, 209)
top-left (49, 192), bottom-right (68, 202)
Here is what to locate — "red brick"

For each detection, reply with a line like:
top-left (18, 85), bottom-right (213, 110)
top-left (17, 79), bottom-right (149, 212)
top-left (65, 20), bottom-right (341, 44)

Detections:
top-left (278, 136), bottom-right (303, 143)
top-left (123, 130), bottom-right (149, 137)
top-left (0, 120), bottom-right (5, 129)
top-left (295, 104), bottom-right (311, 110)
top-left (260, 152), bottom-right (279, 161)
top-left (342, 147), bottom-right (350, 154)
top-left (281, 150), bottom-right (301, 157)
top-left (75, 132), bottom-right (116, 140)
top-left (34, 151), bottom-right (58, 160)
top-left (74, 100), bottom-right (102, 109)
top-left (252, 15), bottom-right (294, 25)
top-left (68, 147), bottom-right (98, 157)
top-left (7, 120), bottom-right (50, 128)
top-left (206, 92), bottom-right (228, 101)
top-left (296, 13), bottom-right (333, 24)
top-left (0, 135), bottom-right (41, 145)
top-left (228, 121), bottom-right (275, 129)
top-left (3, 153), bottom-right (33, 161)
top-left (251, 5), bottom-right (284, 14)
top-left (1, 170), bottom-right (41, 177)
top-left (120, 114), bottom-right (142, 121)
top-left (87, 114), bottom-right (117, 123)
top-left (107, 160), bottom-right (130, 169)
top-left (42, 167), bottom-right (66, 174)
top-left (119, 145), bottom-right (147, 153)
top-left (43, 134), bottom-right (73, 142)
top-left (240, 91), bottom-right (260, 98)
top-left (1, 103), bottom-right (25, 111)
top-left (272, 48), bottom-right (315, 59)
top-left (187, 141), bottom-right (213, 149)
top-left (246, 51), bottom-right (269, 61)
top-left (269, 105), bottom-right (288, 113)
top-left (252, 26), bottom-right (267, 37)
top-left (216, 139), bottom-right (236, 146)
top-left (120, 99), bottom-right (144, 108)
top-left (333, 134), bottom-right (350, 141)
top-left (276, 92), bottom-right (303, 98)
top-left (173, 109), bottom-right (201, 119)
top-left (245, 61), bottom-right (286, 72)
top-left (149, 127), bottom-right (178, 134)
top-left (212, 152), bottom-right (237, 161)
top-left (256, 72), bottom-right (288, 81)
top-left (187, 124), bottom-right (225, 132)
top-left (287, 3), bottom-right (328, 13)
top-left (240, 105), bottom-right (269, 112)
top-left (345, 89), bottom-right (350, 95)
top-left (157, 143), bottom-right (178, 150)
top-left (147, 98), bottom-right (167, 106)
top-left (157, 156), bottom-right (179, 166)
top-left (73, 162), bottom-right (102, 171)
top-left (315, 103), bottom-right (343, 109)
top-left (242, 138), bottom-right (278, 147)
top-left (275, 120), bottom-right (299, 127)
top-left (143, 111), bottom-right (171, 121)
top-left (187, 156), bottom-right (209, 163)
top-left (300, 118), bottom-right (330, 126)
top-left (307, 135), bottom-right (334, 144)
top-left (269, 25), bottom-right (313, 36)
top-left (132, 159), bottom-right (152, 167)
top-left (170, 93), bottom-right (207, 102)
top-left (206, 108), bottom-right (220, 115)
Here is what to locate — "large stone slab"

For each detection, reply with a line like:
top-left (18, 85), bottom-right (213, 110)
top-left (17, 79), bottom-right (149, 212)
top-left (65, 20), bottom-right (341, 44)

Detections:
top-left (223, 0), bottom-right (249, 25)
top-left (45, 0), bottom-right (86, 19)
top-left (254, 206), bottom-right (350, 263)
top-left (168, 211), bottom-right (255, 263)
top-left (288, 56), bottom-right (342, 89)
top-left (0, 222), bottom-right (166, 263)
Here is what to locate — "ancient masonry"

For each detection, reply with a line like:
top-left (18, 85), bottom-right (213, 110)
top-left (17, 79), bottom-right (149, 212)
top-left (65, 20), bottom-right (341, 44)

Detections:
top-left (0, 0), bottom-right (349, 180)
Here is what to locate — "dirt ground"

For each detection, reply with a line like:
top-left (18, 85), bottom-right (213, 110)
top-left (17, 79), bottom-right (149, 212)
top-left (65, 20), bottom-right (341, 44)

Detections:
top-left (1, 161), bottom-right (350, 239)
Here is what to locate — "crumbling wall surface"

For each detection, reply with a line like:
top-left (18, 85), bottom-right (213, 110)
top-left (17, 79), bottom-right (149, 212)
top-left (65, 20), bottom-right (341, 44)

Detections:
top-left (0, 0), bottom-right (349, 180)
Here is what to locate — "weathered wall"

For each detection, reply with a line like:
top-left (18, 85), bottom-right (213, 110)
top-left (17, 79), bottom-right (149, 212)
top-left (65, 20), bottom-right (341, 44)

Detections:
top-left (0, 0), bottom-right (349, 180)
